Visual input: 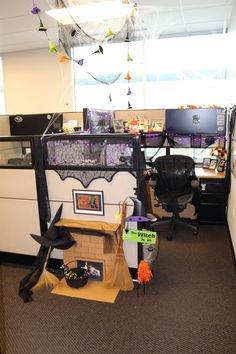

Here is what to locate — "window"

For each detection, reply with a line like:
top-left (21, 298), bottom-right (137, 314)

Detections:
top-left (73, 33), bottom-right (231, 111)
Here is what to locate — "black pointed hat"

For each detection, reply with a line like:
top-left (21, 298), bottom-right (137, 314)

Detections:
top-left (30, 204), bottom-right (75, 250)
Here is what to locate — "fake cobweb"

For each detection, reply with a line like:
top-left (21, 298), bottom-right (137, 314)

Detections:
top-left (31, 0), bottom-right (233, 108)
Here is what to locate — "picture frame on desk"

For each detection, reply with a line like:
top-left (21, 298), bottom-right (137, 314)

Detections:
top-left (202, 158), bottom-right (211, 168)
top-left (208, 159), bottom-right (217, 170)
top-left (112, 119), bottom-right (124, 133)
top-left (217, 159), bottom-right (226, 172)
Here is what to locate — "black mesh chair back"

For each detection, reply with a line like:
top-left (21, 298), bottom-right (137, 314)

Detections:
top-left (151, 155), bottom-right (199, 240)
top-left (154, 155), bottom-right (195, 200)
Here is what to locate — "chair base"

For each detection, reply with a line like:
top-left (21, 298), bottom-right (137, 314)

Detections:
top-left (150, 215), bottom-right (198, 240)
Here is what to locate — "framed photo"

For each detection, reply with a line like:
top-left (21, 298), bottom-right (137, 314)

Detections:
top-left (72, 190), bottom-right (104, 215)
top-left (203, 158), bottom-right (211, 168)
top-left (112, 119), bottom-right (124, 133)
top-left (76, 259), bottom-right (104, 281)
top-left (208, 159), bottom-right (217, 170)
top-left (217, 159), bottom-right (226, 172)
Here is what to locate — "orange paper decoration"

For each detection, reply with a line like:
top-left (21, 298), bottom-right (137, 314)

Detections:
top-left (57, 52), bottom-right (70, 63)
top-left (124, 71), bottom-right (132, 81)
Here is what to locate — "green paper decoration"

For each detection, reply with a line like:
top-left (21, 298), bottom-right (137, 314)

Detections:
top-left (49, 41), bottom-right (57, 53)
top-left (104, 28), bottom-right (115, 40)
top-left (127, 53), bottom-right (133, 61)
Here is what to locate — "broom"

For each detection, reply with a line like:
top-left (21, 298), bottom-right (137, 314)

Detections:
top-left (32, 246), bottom-right (59, 292)
top-left (103, 201), bottom-right (134, 291)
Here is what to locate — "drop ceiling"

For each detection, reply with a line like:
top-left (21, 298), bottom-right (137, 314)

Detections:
top-left (0, 0), bottom-right (235, 54)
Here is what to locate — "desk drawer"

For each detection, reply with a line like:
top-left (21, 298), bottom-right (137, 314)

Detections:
top-left (199, 193), bottom-right (227, 204)
top-left (200, 182), bottom-right (226, 193)
top-left (199, 203), bottom-right (226, 224)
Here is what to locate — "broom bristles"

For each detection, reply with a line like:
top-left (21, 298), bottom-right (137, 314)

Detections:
top-left (103, 237), bottom-right (134, 291)
top-left (32, 269), bottom-right (59, 292)
top-left (32, 246), bottom-right (59, 292)
top-left (103, 259), bottom-right (134, 291)
top-left (103, 200), bottom-right (134, 291)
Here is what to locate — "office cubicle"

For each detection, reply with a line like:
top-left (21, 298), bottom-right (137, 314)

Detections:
top-left (142, 108), bottom-right (228, 224)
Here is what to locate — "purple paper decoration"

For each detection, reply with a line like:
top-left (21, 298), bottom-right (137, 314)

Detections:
top-left (31, 4), bottom-right (40, 14)
top-left (126, 86), bottom-right (132, 95)
top-left (77, 59), bottom-right (84, 66)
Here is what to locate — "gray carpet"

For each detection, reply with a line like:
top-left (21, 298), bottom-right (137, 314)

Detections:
top-left (0, 224), bottom-right (236, 354)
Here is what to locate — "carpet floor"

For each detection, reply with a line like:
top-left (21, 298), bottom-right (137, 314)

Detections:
top-left (0, 224), bottom-right (236, 354)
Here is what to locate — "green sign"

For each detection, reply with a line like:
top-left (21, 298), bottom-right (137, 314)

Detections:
top-left (123, 229), bottom-right (157, 244)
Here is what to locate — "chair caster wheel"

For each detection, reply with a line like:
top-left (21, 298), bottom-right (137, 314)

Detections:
top-left (193, 231), bottom-right (198, 236)
top-left (167, 235), bottom-right (173, 241)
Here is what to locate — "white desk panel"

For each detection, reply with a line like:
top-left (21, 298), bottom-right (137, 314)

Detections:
top-left (0, 199), bottom-right (40, 255)
top-left (0, 169), bottom-right (38, 199)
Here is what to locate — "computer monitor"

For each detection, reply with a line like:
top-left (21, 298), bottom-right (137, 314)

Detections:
top-left (166, 108), bottom-right (226, 135)
top-left (83, 108), bottom-right (114, 134)
top-left (9, 113), bottom-right (63, 136)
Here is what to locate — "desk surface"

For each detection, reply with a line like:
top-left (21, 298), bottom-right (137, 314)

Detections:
top-left (195, 167), bottom-right (225, 179)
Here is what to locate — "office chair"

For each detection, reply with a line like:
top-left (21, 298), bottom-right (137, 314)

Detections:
top-left (150, 155), bottom-right (199, 240)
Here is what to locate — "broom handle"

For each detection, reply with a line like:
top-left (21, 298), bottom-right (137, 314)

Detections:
top-left (119, 201), bottom-right (127, 243)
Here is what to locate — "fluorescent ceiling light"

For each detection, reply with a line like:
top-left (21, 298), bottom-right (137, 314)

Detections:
top-left (45, 1), bottom-right (134, 25)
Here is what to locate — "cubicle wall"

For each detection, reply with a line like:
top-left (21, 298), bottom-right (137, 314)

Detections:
top-left (43, 134), bottom-right (144, 271)
top-left (0, 169), bottom-right (40, 255)
top-left (46, 170), bottom-right (138, 267)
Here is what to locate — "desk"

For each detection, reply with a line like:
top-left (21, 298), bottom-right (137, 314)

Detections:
top-left (195, 168), bottom-right (226, 224)
top-left (195, 167), bottom-right (225, 179)
top-left (146, 167), bottom-right (226, 224)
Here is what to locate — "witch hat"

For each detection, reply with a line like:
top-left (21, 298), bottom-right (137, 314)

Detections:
top-left (30, 204), bottom-right (75, 250)
top-left (49, 40), bottom-right (57, 53)
top-left (104, 28), bottom-right (115, 40)
top-left (124, 71), bottom-right (132, 81)
top-left (57, 52), bottom-right (70, 63)
top-left (126, 197), bottom-right (150, 222)
top-left (92, 45), bottom-right (104, 54)
top-left (31, 5), bottom-right (40, 14)
top-left (74, 58), bottom-right (84, 66)
top-left (126, 86), bottom-right (132, 95)
top-left (127, 52), bottom-right (133, 61)
top-left (38, 19), bottom-right (47, 31)
top-left (124, 32), bottom-right (130, 42)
